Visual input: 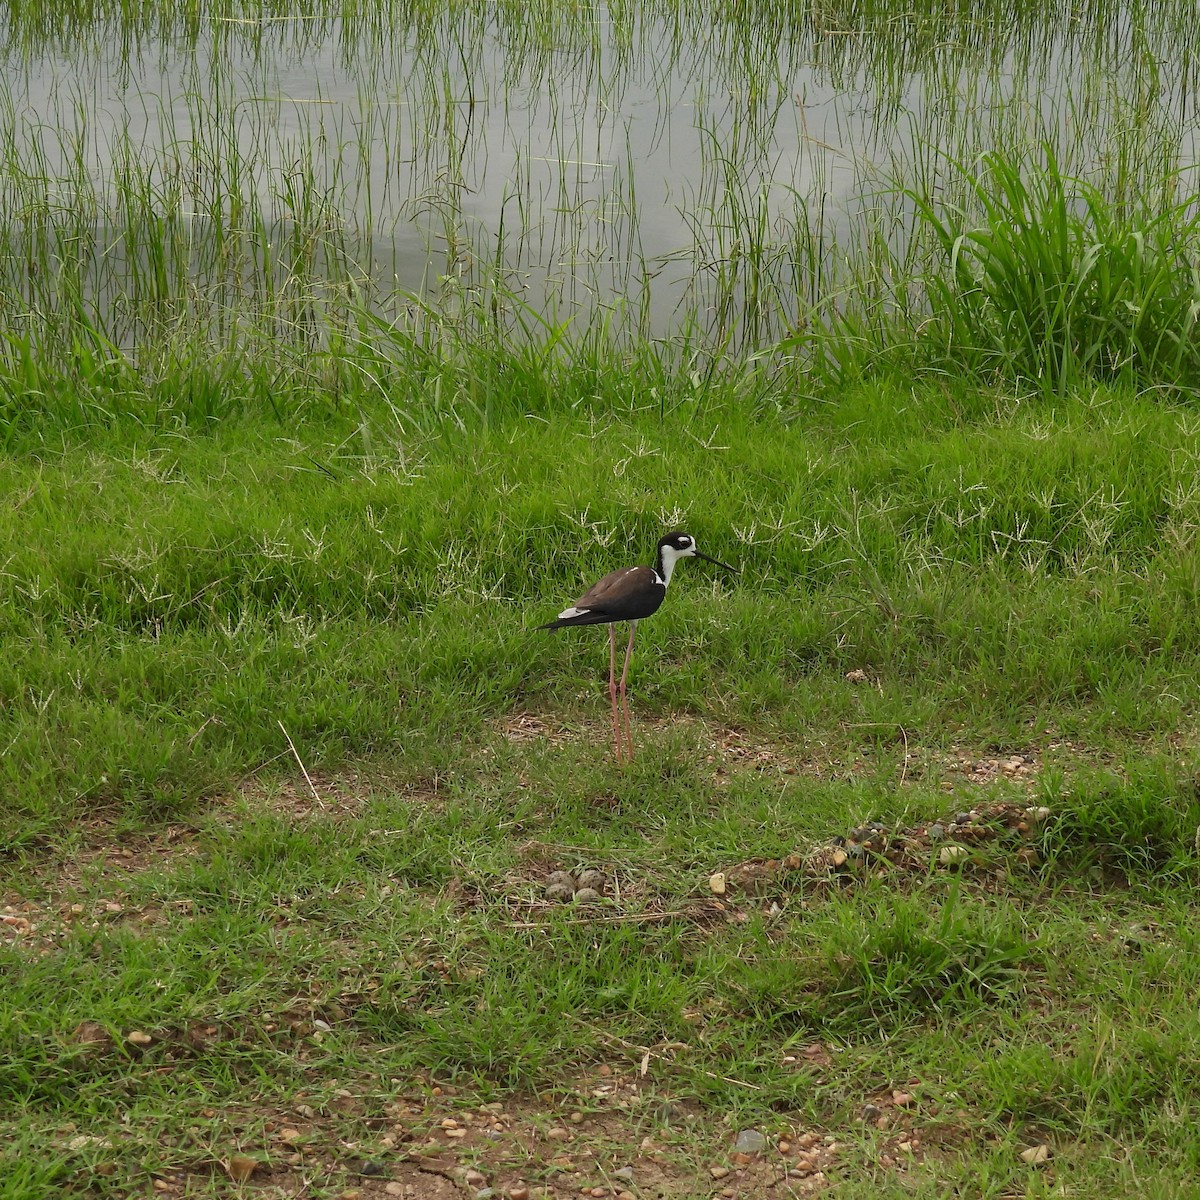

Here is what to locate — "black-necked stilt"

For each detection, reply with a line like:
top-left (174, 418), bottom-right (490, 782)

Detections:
top-left (537, 531), bottom-right (737, 761)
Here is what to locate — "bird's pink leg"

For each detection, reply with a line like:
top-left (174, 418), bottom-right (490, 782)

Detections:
top-left (609, 623), bottom-right (623, 762)
top-left (619, 620), bottom-right (637, 760)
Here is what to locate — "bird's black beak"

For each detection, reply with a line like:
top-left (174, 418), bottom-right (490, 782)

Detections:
top-left (695, 551), bottom-right (738, 573)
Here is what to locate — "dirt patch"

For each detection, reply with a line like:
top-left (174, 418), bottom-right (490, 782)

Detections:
top-left (490, 710), bottom-right (1098, 797)
top-left (933, 749), bottom-right (1041, 789)
top-left (498, 712), bottom-right (577, 747)
top-left (66, 818), bottom-right (201, 882)
top-left (493, 711), bottom-right (833, 780)
top-left (71, 1073), bottom-right (844, 1198)
top-left (497, 798), bottom-right (1054, 931)
top-left (230, 769), bottom-right (381, 822)
top-left (1, 818), bottom-right (200, 950)
top-left (1, 887), bottom-right (183, 955)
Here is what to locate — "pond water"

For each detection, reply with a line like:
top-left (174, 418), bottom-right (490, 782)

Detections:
top-left (2, 3), bottom-right (1198, 348)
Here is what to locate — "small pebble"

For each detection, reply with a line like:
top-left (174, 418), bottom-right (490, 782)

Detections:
top-left (939, 845), bottom-right (970, 866)
top-left (734, 1129), bottom-right (767, 1154)
top-left (709, 1166), bottom-right (730, 1179)
top-left (508, 1188), bottom-right (531, 1200)
top-left (954, 811), bottom-right (973, 825)
top-left (569, 1111), bottom-right (584, 1124)
top-left (1020, 1143), bottom-right (1051, 1165)
top-left (612, 1167), bottom-right (634, 1181)
top-left (546, 1126), bottom-right (570, 1140)
top-left (709, 872), bottom-right (727, 895)
top-left (892, 1090), bottom-right (913, 1107)
top-left (927, 823), bottom-right (945, 840)
top-left (862, 1103), bottom-right (883, 1122)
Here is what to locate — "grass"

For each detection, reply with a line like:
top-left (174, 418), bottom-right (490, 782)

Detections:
top-left (4, 2), bottom-right (1200, 1196)
top-left (6, 379), bottom-right (1200, 1195)
top-left (900, 148), bottom-right (1200, 391)
top-left (4, 379), bottom-right (1200, 830)
top-left (0, 0), bottom-right (1198, 380)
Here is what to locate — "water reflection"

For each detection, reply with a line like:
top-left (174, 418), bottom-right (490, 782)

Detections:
top-left (0, 2), bottom-right (1196, 350)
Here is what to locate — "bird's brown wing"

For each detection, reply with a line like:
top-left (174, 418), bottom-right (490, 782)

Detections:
top-left (572, 566), bottom-right (656, 610)
top-left (537, 565), bottom-right (665, 630)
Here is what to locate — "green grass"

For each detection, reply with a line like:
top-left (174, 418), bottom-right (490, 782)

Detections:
top-left (5, 379), bottom-right (1200, 1194)
top-left (4, 379), bottom-right (1200, 834)
top-left (4, 3), bottom-right (1200, 1196)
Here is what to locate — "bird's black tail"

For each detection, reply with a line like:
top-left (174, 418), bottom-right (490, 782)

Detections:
top-left (536, 611), bottom-right (612, 632)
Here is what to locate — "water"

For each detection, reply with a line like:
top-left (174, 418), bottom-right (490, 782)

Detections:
top-left (1, 2), bottom-right (1198, 350)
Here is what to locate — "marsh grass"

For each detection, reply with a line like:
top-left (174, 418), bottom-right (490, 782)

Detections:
top-left (1, 1), bottom-right (1199, 404)
top-left (901, 148), bottom-right (1200, 391)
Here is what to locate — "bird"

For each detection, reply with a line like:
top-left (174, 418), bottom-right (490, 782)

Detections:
top-left (537, 531), bottom-right (737, 762)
